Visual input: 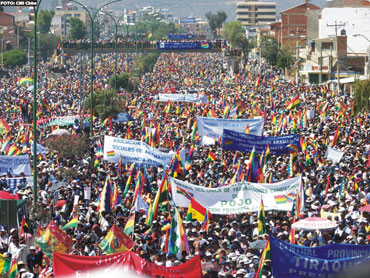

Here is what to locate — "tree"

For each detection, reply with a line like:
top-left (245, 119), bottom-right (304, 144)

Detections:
top-left (46, 134), bottom-right (88, 160)
top-left (38, 10), bottom-right (54, 34)
top-left (109, 72), bottom-right (137, 92)
top-left (69, 17), bottom-right (87, 40)
top-left (206, 11), bottom-right (227, 38)
top-left (222, 21), bottom-right (245, 47)
top-left (2, 49), bottom-right (27, 67)
top-left (137, 53), bottom-right (160, 75)
top-left (260, 36), bottom-right (279, 65)
top-left (84, 89), bottom-right (123, 120)
top-left (38, 33), bottom-right (60, 60)
top-left (353, 80), bottom-right (370, 114)
top-left (277, 49), bottom-right (294, 70)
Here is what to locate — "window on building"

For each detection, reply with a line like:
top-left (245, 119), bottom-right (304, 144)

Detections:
top-left (237, 12), bottom-right (250, 15)
top-left (74, 14), bottom-right (81, 17)
top-left (321, 42), bottom-right (333, 50)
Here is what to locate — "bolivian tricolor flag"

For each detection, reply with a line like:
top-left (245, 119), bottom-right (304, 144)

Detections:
top-left (286, 95), bottom-right (300, 110)
top-left (99, 224), bottom-right (135, 254)
top-left (19, 77), bottom-right (33, 87)
top-left (62, 215), bottom-right (78, 230)
top-left (255, 240), bottom-right (271, 278)
top-left (207, 151), bottom-right (216, 162)
top-left (6, 259), bottom-right (17, 278)
top-left (124, 213), bottom-right (135, 235)
top-left (257, 199), bottom-right (266, 235)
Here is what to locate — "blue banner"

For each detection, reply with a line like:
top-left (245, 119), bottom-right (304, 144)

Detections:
top-left (196, 116), bottom-right (264, 139)
top-left (221, 129), bottom-right (300, 155)
top-left (157, 41), bottom-right (212, 50)
top-left (270, 236), bottom-right (370, 278)
top-left (167, 34), bottom-right (194, 40)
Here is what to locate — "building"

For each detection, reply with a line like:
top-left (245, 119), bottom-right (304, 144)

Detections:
top-left (236, 0), bottom-right (276, 28)
top-left (300, 35), bottom-right (366, 85)
top-left (279, 1), bottom-right (320, 46)
top-left (319, 7), bottom-right (370, 53)
top-left (0, 11), bottom-right (17, 47)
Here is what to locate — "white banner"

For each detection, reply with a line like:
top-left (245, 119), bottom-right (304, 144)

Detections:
top-left (6, 176), bottom-right (33, 191)
top-left (170, 176), bottom-right (303, 214)
top-left (158, 94), bottom-right (208, 104)
top-left (0, 155), bottom-right (31, 176)
top-left (103, 135), bottom-right (173, 166)
top-left (196, 116), bottom-right (264, 139)
top-left (325, 146), bottom-right (344, 163)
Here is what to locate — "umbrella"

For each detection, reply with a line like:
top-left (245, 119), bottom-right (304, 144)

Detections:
top-left (360, 205), bottom-right (370, 212)
top-left (51, 129), bottom-right (70, 136)
top-left (292, 217), bottom-right (337, 231)
top-left (113, 113), bottom-right (133, 123)
top-left (55, 199), bottom-right (66, 209)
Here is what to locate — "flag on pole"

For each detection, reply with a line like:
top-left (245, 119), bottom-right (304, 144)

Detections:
top-left (207, 151), bottom-right (216, 162)
top-left (286, 95), bottom-right (300, 110)
top-left (255, 240), bottom-right (271, 278)
top-left (62, 215), bottom-right (78, 230)
top-left (257, 199), bottom-right (266, 235)
top-left (167, 207), bottom-right (189, 260)
top-left (153, 173), bottom-right (169, 218)
top-left (124, 213), bottom-right (135, 235)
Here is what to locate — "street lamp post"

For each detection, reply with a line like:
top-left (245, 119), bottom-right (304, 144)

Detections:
top-left (33, 0), bottom-right (43, 205)
top-left (69, 0), bottom-right (123, 137)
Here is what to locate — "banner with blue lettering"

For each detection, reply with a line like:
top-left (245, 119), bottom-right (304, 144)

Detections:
top-left (0, 155), bottom-right (31, 176)
top-left (158, 94), bottom-right (208, 104)
top-left (157, 41), bottom-right (212, 50)
top-left (221, 129), bottom-right (300, 155)
top-left (270, 236), bottom-right (370, 278)
top-left (168, 34), bottom-right (194, 40)
top-left (6, 176), bottom-right (33, 191)
top-left (196, 116), bottom-right (264, 139)
top-left (103, 136), bottom-right (173, 166)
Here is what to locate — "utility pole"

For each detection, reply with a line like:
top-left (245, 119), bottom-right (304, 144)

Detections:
top-left (319, 47), bottom-right (322, 84)
top-left (327, 21), bottom-right (345, 93)
top-left (27, 37), bottom-right (30, 65)
top-left (295, 28), bottom-right (299, 84)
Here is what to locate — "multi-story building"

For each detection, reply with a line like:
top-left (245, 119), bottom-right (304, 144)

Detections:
top-left (0, 11), bottom-right (17, 48)
top-left (279, 1), bottom-right (320, 46)
top-left (236, 0), bottom-right (276, 28)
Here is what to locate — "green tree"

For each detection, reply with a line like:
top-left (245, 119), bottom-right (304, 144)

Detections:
top-left (206, 11), bottom-right (227, 38)
top-left (137, 53), bottom-right (160, 75)
top-left (2, 49), bottom-right (27, 67)
top-left (84, 89), bottom-right (122, 120)
top-left (109, 72), bottom-right (137, 92)
top-left (69, 17), bottom-right (87, 40)
top-left (38, 10), bottom-right (54, 34)
top-left (277, 49), bottom-right (294, 70)
top-left (222, 21), bottom-right (245, 47)
top-left (260, 36), bottom-right (279, 65)
top-left (38, 33), bottom-right (60, 60)
top-left (353, 80), bottom-right (370, 114)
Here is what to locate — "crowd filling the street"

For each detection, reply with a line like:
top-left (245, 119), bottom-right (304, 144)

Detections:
top-left (0, 45), bottom-right (369, 278)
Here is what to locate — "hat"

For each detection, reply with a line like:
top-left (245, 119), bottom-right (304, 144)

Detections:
top-left (18, 261), bottom-right (26, 265)
top-left (29, 246), bottom-right (36, 250)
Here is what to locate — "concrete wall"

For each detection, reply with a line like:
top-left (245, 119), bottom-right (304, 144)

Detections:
top-left (320, 7), bottom-right (370, 53)
top-left (307, 9), bottom-right (320, 40)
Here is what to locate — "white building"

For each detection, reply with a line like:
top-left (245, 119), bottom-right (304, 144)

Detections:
top-left (319, 7), bottom-right (370, 54)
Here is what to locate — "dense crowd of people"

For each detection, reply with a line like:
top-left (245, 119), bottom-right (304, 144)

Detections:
top-left (0, 45), bottom-right (368, 278)
top-left (61, 39), bottom-right (225, 50)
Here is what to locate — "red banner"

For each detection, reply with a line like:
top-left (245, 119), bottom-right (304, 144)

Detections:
top-left (53, 251), bottom-right (202, 278)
